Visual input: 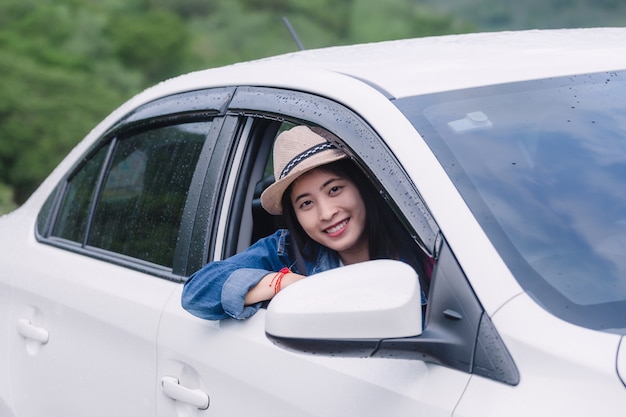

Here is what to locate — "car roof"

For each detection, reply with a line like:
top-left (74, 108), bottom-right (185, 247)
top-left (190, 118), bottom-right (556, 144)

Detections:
top-left (167, 27), bottom-right (626, 100)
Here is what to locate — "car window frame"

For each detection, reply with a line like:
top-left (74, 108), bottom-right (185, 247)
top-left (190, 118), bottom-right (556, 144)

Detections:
top-left (36, 87), bottom-right (235, 282)
top-left (220, 86), bottom-right (439, 257)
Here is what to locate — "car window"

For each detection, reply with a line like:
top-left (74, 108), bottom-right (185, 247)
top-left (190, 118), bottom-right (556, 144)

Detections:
top-left (52, 146), bottom-right (108, 243)
top-left (226, 86), bottom-right (439, 257)
top-left (50, 121), bottom-right (212, 269)
top-left (395, 70), bottom-right (626, 331)
top-left (216, 115), bottom-right (433, 295)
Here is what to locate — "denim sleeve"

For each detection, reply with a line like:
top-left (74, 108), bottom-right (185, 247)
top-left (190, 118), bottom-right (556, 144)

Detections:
top-left (181, 230), bottom-right (290, 320)
top-left (221, 268), bottom-right (269, 319)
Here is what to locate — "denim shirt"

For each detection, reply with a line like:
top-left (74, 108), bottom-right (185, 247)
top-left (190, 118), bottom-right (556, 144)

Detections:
top-left (182, 229), bottom-right (341, 320)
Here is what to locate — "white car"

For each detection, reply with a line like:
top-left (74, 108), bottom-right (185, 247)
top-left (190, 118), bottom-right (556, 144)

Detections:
top-left (2, 28), bottom-right (626, 416)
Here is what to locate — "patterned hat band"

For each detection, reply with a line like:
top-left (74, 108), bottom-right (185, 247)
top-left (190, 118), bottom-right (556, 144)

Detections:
top-left (279, 142), bottom-right (337, 179)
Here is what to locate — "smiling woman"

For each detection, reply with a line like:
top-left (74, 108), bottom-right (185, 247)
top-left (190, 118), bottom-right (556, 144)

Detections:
top-left (181, 125), bottom-right (426, 320)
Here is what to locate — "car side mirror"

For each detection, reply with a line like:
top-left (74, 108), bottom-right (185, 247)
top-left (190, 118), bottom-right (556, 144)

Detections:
top-left (265, 259), bottom-right (423, 355)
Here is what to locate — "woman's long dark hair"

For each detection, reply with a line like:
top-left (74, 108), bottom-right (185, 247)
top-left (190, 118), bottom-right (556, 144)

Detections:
top-left (281, 159), bottom-right (424, 279)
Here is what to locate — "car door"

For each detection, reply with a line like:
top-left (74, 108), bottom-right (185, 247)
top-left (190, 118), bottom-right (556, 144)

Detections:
top-left (7, 89), bottom-right (232, 417)
top-left (156, 87), bottom-right (475, 416)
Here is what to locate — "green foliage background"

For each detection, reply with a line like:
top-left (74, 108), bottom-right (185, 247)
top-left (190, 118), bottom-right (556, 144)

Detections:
top-left (1, 0), bottom-right (624, 214)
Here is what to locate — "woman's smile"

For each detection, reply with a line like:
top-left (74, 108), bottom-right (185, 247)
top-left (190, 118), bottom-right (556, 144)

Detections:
top-left (324, 218), bottom-right (349, 237)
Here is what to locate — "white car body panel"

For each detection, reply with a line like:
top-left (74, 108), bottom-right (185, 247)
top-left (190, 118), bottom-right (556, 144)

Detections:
top-left (457, 293), bottom-right (623, 415)
top-left (157, 287), bottom-right (472, 417)
top-left (0, 236), bottom-right (15, 416)
top-left (2, 209), bottom-right (177, 416)
top-left (618, 340), bottom-right (626, 386)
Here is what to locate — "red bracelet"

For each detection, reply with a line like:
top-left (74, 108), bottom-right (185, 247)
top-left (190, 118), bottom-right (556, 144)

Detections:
top-left (270, 267), bottom-right (291, 295)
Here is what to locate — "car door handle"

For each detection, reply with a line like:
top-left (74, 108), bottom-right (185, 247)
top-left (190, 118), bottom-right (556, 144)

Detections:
top-left (161, 376), bottom-right (209, 410)
top-left (16, 319), bottom-right (49, 344)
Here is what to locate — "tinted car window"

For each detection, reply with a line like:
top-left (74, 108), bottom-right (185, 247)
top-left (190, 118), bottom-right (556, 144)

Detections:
top-left (88, 123), bottom-right (209, 267)
top-left (395, 70), bottom-right (626, 332)
top-left (50, 121), bottom-right (211, 268)
top-left (52, 146), bottom-right (108, 242)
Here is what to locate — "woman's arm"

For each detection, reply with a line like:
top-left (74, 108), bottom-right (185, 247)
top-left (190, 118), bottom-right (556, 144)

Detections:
top-left (181, 230), bottom-right (296, 320)
top-left (244, 270), bottom-right (306, 305)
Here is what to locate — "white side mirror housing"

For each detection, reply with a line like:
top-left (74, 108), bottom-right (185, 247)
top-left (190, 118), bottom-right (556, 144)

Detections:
top-left (265, 259), bottom-right (423, 340)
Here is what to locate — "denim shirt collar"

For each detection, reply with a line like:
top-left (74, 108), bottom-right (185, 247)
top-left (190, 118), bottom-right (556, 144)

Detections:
top-left (277, 229), bottom-right (341, 275)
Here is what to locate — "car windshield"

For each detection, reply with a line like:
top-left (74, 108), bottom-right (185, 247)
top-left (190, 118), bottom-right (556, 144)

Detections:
top-left (395, 70), bottom-right (626, 333)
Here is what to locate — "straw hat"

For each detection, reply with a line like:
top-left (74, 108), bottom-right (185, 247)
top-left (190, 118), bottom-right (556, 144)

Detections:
top-left (261, 126), bottom-right (347, 215)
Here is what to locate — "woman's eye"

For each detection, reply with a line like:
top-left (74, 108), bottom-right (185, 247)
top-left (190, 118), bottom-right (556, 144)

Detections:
top-left (299, 200), bottom-right (313, 209)
top-left (329, 185), bottom-right (343, 195)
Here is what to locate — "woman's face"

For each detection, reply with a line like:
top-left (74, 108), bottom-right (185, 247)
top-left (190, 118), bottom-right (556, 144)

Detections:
top-left (290, 167), bottom-right (368, 264)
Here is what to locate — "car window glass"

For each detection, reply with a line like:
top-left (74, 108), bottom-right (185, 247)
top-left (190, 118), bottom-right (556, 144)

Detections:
top-left (87, 122), bottom-right (210, 267)
top-left (395, 71), bottom-right (626, 330)
top-left (51, 146), bottom-right (108, 242)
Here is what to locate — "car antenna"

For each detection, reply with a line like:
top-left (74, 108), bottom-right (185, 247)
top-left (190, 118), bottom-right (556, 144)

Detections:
top-left (282, 16), bottom-right (305, 51)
